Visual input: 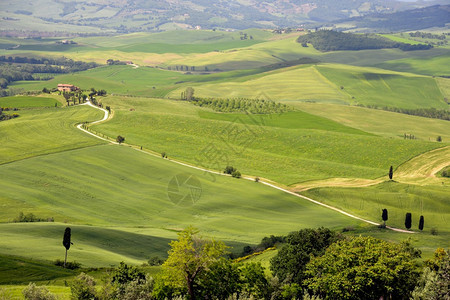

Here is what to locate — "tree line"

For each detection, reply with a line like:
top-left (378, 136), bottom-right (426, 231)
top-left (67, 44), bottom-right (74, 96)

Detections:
top-left (23, 226), bottom-right (449, 300)
top-left (0, 56), bottom-right (98, 93)
top-left (355, 103), bottom-right (450, 121)
top-left (183, 88), bottom-right (292, 114)
top-left (297, 30), bottom-right (433, 52)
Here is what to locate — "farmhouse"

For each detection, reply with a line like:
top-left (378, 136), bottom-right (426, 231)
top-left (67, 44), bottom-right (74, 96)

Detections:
top-left (57, 84), bottom-right (80, 92)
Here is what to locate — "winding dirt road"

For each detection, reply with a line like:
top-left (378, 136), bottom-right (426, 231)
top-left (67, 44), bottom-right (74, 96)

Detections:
top-left (77, 102), bottom-right (426, 234)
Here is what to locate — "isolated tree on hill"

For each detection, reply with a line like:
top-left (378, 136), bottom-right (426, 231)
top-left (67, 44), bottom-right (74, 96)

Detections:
top-left (419, 215), bottom-right (424, 231)
top-left (405, 213), bottom-right (412, 230)
top-left (116, 135), bottom-right (125, 144)
top-left (185, 87), bottom-right (194, 101)
top-left (62, 227), bottom-right (73, 268)
top-left (382, 208), bottom-right (388, 228)
top-left (389, 166), bottom-right (394, 180)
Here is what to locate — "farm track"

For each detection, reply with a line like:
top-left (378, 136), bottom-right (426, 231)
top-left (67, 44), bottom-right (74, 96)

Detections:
top-left (77, 101), bottom-right (420, 234)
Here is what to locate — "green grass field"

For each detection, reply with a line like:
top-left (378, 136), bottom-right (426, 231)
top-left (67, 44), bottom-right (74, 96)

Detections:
top-left (0, 143), bottom-right (368, 267)
top-left (291, 102), bottom-right (450, 141)
top-left (0, 254), bottom-right (74, 285)
top-left (0, 95), bottom-right (60, 108)
top-left (0, 105), bottom-right (104, 164)
top-left (91, 96), bottom-right (442, 185)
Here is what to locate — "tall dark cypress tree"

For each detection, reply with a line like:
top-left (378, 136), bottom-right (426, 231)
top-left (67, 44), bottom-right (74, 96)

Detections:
top-left (382, 209), bottom-right (388, 227)
top-left (389, 166), bottom-right (393, 180)
top-left (419, 216), bottom-right (424, 231)
top-left (405, 213), bottom-right (412, 230)
top-left (63, 227), bottom-right (72, 268)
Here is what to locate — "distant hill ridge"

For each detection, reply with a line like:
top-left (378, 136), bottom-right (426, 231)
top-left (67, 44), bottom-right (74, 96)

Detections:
top-left (331, 4), bottom-right (450, 32)
top-left (0, 0), bottom-right (448, 33)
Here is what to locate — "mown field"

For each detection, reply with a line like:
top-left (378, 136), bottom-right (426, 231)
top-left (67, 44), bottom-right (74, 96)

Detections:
top-left (91, 96), bottom-right (443, 185)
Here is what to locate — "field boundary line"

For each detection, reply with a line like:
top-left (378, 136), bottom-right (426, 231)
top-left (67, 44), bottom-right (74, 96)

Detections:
top-left (78, 102), bottom-right (415, 234)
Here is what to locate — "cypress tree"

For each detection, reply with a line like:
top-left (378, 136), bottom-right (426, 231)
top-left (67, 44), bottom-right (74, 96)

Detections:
top-left (405, 213), bottom-right (412, 230)
top-left (419, 215), bottom-right (424, 231)
top-left (382, 209), bottom-right (388, 227)
top-left (63, 227), bottom-right (72, 268)
top-left (389, 166), bottom-right (393, 180)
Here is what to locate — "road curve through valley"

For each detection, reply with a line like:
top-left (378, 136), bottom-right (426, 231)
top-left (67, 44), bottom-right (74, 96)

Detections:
top-left (77, 102), bottom-right (415, 234)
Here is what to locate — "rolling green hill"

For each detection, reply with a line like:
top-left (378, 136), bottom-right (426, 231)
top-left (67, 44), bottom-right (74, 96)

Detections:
top-left (0, 103), bottom-right (104, 164)
top-left (91, 96), bottom-right (443, 185)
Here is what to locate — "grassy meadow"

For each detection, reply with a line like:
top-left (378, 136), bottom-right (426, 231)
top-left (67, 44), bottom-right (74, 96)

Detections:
top-left (0, 103), bottom-right (104, 164)
top-left (0, 95), bottom-right (61, 108)
top-left (91, 96), bottom-right (443, 185)
top-left (0, 143), bottom-right (367, 266)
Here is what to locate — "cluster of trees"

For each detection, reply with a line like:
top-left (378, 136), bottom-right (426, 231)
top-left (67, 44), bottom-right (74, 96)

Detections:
top-left (0, 106), bottom-right (19, 121)
top-left (40, 227), bottom-right (449, 300)
top-left (190, 97), bottom-right (292, 114)
top-left (106, 59), bottom-right (128, 65)
top-left (409, 31), bottom-right (447, 40)
top-left (297, 30), bottom-right (433, 52)
top-left (168, 65), bottom-right (196, 72)
top-left (12, 212), bottom-right (53, 223)
top-left (355, 103), bottom-right (450, 121)
top-left (60, 88), bottom-right (107, 106)
top-left (0, 56), bottom-right (97, 71)
top-left (224, 166), bottom-right (241, 178)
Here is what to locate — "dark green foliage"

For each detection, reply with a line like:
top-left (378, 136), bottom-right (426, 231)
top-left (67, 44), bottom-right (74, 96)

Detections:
top-left (107, 59), bottom-right (127, 65)
top-left (419, 215), bottom-right (424, 231)
top-left (195, 259), bottom-right (269, 299)
top-left (382, 208), bottom-right (388, 227)
top-left (413, 250), bottom-right (450, 299)
top-left (116, 135), bottom-right (125, 144)
top-left (54, 259), bottom-right (81, 270)
top-left (405, 213), bottom-right (412, 230)
top-left (437, 136), bottom-right (442, 142)
top-left (148, 256), bottom-right (164, 266)
top-left (112, 262), bottom-right (146, 286)
top-left (389, 166), bottom-right (393, 180)
top-left (270, 228), bottom-right (342, 286)
top-left (304, 237), bottom-right (421, 300)
top-left (355, 104), bottom-right (450, 121)
top-left (224, 166), bottom-right (237, 175)
top-left (191, 97), bottom-right (292, 114)
top-left (0, 56), bottom-right (97, 90)
top-left (297, 30), bottom-right (432, 52)
top-left (231, 170), bottom-right (241, 178)
top-left (195, 258), bottom-right (241, 299)
top-left (12, 212), bottom-right (52, 222)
